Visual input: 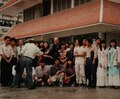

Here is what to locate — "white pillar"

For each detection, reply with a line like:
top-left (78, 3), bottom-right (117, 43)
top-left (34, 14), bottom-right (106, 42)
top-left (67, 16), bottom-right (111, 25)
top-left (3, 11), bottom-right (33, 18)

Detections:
top-left (71, 0), bottom-right (74, 8)
top-left (51, 0), bottom-right (53, 14)
top-left (98, 32), bottom-right (104, 40)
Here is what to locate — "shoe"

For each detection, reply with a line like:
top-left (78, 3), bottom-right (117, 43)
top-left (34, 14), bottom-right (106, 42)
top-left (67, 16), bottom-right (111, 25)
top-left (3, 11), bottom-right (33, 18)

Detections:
top-left (10, 83), bottom-right (16, 88)
top-left (75, 83), bottom-right (80, 87)
top-left (59, 82), bottom-right (63, 87)
top-left (28, 85), bottom-right (36, 90)
top-left (10, 83), bottom-right (20, 88)
top-left (114, 86), bottom-right (119, 89)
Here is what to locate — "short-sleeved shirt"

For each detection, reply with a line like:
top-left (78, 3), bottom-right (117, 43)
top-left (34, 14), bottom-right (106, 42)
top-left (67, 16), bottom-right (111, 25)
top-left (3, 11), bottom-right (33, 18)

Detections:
top-left (21, 43), bottom-right (43, 59)
top-left (49, 65), bottom-right (64, 76)
top-left (36, 66), bottom-right (48, 78)
top-left (0, 44), bottom-right (14, 58)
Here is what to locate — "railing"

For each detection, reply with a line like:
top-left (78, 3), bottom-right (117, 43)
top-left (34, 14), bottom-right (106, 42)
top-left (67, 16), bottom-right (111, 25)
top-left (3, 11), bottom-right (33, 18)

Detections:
top-left (0, 19), bottom-right (22, 27)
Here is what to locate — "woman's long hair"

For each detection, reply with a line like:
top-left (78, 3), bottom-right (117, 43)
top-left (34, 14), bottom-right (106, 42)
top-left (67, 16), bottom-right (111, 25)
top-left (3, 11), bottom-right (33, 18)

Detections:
top-left (42, 41), bottom-right (50, 53)
top-left (100, 40), bottom-right (106, 51)
top-left (109, 39), bottom-right (117, 50)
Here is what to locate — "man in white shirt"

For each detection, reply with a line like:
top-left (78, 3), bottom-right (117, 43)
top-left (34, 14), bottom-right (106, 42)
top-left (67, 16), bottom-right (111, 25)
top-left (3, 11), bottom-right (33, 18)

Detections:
top-left (0, 36), bottom-right (14, 87)
top-left (11, 39), bottom-right (43, 89)
top-left (74, 39), bottom-right (86, 86)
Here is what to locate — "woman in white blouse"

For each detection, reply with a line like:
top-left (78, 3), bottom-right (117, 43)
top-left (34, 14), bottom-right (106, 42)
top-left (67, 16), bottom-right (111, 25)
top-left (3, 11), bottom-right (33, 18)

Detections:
top-left (97, 40), bottom-right (108, 87)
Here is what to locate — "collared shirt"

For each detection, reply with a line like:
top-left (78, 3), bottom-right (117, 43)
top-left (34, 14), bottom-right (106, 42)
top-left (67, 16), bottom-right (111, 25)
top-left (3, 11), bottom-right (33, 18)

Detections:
top-left (36, 66), bottom-right (48, 78)
top-left (21, 43), bottom-right (43, 59)
top-left (12, 46), bottom-right (18, 58)
top-left (0, 44), bottom-right (14, 58)
top-left (74, 46), bottom-right (86, 64)
top-left (17, 45), bottom-right (24, 56)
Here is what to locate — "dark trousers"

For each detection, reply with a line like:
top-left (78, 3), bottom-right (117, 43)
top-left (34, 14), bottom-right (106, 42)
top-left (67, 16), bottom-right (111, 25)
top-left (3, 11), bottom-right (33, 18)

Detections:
top-left (1, 58), bottom-right (13, 86)
top-left (13, 56), bottom-right (34, 87)
top-left (91, 59), bottom-right (98, 87)
top-left (35, 74), bottom-right (49, 86)
top-left (64, 76), bottom-right (76, 86)
top-left (85, 58), bottom-right (92, 86)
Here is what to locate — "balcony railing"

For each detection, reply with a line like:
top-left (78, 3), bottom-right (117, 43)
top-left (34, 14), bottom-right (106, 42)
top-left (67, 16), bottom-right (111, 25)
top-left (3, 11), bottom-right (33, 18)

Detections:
top-left (0, 19), bottom-right (22, 27)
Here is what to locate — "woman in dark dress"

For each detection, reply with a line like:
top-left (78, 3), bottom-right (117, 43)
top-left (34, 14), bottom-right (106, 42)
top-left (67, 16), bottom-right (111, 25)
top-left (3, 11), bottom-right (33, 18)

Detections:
top-left (42, 41), bottom-right (54, 70)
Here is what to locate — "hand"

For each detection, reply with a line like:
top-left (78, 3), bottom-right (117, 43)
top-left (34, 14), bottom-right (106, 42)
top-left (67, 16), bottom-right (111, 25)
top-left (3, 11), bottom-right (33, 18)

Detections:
top-left (117, 62), bottom-right (120, 68)
top-left (50, 56), bottom-right (53, 59)
top-left (92, 59), bottom-right (95, 64)
top-left (6, 60), bottom-right (11, 64)
top-left (99, 63), bottom-right (102, 68)
top-left (56, 71), bottom-right (60, 75)
top-left (38, 78), bottom-right (42, 82)
top-left (75, 51), bottom-right (78, 54)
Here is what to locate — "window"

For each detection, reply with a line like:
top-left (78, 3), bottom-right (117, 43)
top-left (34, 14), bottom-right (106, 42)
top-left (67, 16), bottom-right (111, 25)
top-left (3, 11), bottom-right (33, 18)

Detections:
top-left (74, 0), bottom-right (92, 6)
top-left (23, 7), bottom-right (35, 22)
top-left (53, 0), bottom-right (71, 13)
top-left (23, 3), bottom-right (43, 22)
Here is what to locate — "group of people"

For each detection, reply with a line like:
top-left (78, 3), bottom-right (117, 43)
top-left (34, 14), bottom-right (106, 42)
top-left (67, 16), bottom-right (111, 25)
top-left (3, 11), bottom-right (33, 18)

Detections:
top-left (0, 36), bottom-right (120, 90)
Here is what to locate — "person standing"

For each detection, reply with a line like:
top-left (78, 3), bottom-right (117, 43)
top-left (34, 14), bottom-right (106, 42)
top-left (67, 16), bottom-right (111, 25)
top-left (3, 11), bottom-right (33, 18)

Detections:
top-left (85, 39), bottom-right (94, 87)
top-left (74, 39), bottom-right (86, 86)
top-left (108, 39), bottom-right (120, 89)
top-left (66, 43), bottom-right (75, 63)
top-left (49, 37), bottom-right (60, 60)
top-left (17, 40), bottom-right (24, 58)
top-left (42, 41), bottom-right (54, 70)
top-left (0, 36), bottom-right (14, 87)
top-left (97, 40), bottom-right (108, 87)
top-left (92, 38), bottom-right (101, 88)
top-left (11, 39), bottom-right (43, 89)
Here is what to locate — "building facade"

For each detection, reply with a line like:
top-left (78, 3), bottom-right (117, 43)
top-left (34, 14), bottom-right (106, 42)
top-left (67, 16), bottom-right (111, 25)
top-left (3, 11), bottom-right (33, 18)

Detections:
top-left (0, 0), bottom-right (120, 45)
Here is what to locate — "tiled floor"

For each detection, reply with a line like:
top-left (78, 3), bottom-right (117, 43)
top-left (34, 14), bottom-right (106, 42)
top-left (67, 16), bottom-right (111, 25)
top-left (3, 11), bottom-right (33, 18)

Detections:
top-left (0, 87), bottom-right (120, 99)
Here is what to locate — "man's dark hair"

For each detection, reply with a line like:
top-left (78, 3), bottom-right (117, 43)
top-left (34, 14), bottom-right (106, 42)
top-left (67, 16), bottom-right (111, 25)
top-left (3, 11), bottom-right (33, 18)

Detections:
top-left (95, 37), bottom-right (101, 41)
top-left (4, 36), bottom-right (11, 40)
top-left (87, 39), bottom-right (93, 45)
top-left (10, 37), bottom-right (17, 42)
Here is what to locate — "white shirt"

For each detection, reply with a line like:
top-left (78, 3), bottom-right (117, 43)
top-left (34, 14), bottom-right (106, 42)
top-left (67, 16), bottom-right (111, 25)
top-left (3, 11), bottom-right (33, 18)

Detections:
top-left (36, 66), bottom-right (48, 78)
top-left (17, 45), bottom-right (24, 56)
top-left (21, 43), bottom-right (43, 59)
top-left (0, 44), bottom-right (14, 58)
top-left (74, 46), bottom-right (86, 64)
top-left (12, 46), bottom-right (18, 58)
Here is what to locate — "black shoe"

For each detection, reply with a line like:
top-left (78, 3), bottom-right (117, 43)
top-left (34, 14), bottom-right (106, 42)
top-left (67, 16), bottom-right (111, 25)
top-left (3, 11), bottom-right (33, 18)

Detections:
top-left (28, 85), bottom-right (36, 90)
top-left (10, 83), bottom-right (20, 88)
top-left (10, 83), bottom-right (15, 88)
top-left (114, 86), bottom-right (119, 89)
top-left (75, 83), bottom-right (80, 87)
top-left (1, 84), bottom-right (7, 87)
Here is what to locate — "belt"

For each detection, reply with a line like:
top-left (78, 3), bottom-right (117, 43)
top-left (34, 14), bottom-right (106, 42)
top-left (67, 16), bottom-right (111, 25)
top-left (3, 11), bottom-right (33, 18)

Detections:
top-left (86, 57), bottom-right (91, 59)
top-left (22, 56), bottom-right (33, 60)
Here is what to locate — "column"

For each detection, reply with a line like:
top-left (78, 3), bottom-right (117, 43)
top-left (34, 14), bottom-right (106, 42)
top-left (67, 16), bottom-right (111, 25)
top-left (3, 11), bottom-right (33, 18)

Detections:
top-left (71, 0), bottom-right (74, 8)
top-left (51, 0), bottom-right (53, 14)
top-left (98, 32), bottom-right (105, 40)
